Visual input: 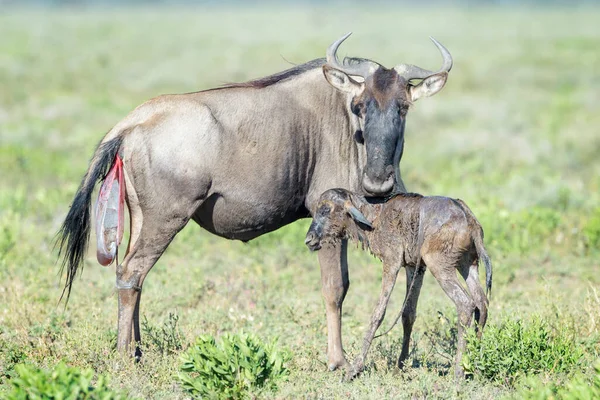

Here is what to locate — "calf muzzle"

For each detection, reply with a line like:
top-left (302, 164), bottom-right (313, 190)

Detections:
top-left (305, 219), bottom-right (324, 251)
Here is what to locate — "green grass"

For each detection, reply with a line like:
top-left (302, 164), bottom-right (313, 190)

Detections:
top-left (1, 5), bottom-right (600, 399)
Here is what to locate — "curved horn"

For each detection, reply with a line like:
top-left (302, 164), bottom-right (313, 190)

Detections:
top-left (326, 32), bottom-right (379, 78)
top-left (347, 206), bottom-right (373, 229)
top-left (394, 37), bottom-right (453, 81)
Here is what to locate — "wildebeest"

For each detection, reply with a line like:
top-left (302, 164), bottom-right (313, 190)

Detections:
top-left (57, 33), bottom-right (453, 368)
top-left (305, 189), bottom-right (492, 379)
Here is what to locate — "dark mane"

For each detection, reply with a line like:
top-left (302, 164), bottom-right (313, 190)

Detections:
top-left (219, 58), bottom-right (327, 89)
top-left (363, 191), bottom-right (423, 205)
top-left (390, 192), bottom-right (424, 200)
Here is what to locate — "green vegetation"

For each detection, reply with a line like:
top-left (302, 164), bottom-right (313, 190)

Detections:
top-left (1, 5), bottom-right (599, 399)
top-left (515, 362), bottom-right (600, 400)
top-left (6, 363), bottom-right (129, 400)
top-left (463, 316), bottom-right (583, 385)
top-left (141, 313), bottom-right (184, 356)
top-left (179, 332), bottom-right (290, 399)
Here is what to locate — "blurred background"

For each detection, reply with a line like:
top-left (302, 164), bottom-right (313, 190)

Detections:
top-left (0, 1), bottom-right (599, 399)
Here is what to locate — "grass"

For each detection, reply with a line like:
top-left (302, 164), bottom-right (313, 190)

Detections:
top-left (1, 4), bottom-right (600, 399)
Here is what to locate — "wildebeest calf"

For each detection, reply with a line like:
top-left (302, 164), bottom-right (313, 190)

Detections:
top-left (305, 188), bottom-right (492, 380)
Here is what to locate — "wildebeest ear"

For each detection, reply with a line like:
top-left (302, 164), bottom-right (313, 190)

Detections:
top-left (347, 206), bottom-right (373, 229)
top-left (409, 72), bottom-right (448, 102)
top-left (323, 65), bottom-right (364, 95)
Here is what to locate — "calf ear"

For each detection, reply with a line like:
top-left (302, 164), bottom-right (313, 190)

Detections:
top-left (409, 72), bottom-right (448, 102)
top-left (323, 65), bottom-right (364, 95)
top-left (348, 207), bottom-right (373, 229)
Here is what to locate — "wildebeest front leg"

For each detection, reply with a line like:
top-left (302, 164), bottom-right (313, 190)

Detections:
top-left (318, 240), bottom-right (350, 371)
top-left (346, 262), bottom-right (402, 380)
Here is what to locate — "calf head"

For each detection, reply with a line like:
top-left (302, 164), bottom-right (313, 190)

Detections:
top-left (305, 189), bottom-right (372, 251)
top-left (322, 33), bottom-right (452, 195)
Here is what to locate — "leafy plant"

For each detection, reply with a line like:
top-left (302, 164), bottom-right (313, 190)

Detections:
top-left (141, 312), bottom-right (184, 355)
top-left (516, 361), bottom-right (600, 399)
top-left (6, 362), bottom-right (129, 400)
top-left (179, 332), bottom-right (291, 399)
top-left (463, 315), bottom-right (583, 386)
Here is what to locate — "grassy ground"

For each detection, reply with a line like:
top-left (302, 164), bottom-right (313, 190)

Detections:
top-left (1, 5), bottom-right (599, 399)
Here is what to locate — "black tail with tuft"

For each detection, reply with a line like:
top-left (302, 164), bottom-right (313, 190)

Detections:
top-left (56, 136), bottom-right (123, 303)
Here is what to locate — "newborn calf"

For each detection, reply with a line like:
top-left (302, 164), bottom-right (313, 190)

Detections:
top-left (305, 189), bottom-right (492, 380)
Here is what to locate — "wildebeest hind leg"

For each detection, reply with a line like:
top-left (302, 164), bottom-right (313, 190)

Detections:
top-left (116, 179), bottom-right (203, 357)
top-left (426, 255), bottom-right (475, 380)
top-left (459, 262), bottom-right (488, 337)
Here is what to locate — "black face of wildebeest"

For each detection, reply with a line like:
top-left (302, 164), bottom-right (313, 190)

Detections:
top-left (323, 33), bottom-right (452, 196)
top-left (355, 69), bottom-right (410, 195)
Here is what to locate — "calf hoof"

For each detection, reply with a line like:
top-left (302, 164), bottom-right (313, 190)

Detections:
top-left (343, 362), bottom-right (364, 382)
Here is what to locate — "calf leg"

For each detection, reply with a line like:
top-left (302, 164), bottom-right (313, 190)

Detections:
top-left (459, 262), bottom-right (489, 337)
top-left (398, 266), bottom-right (425, 369)
top-left (318, 240), bottom-right (350, 371)
top-left (425, 255), bottom-right (475, 380)
top-left (347, 262), bottom-right (402, 380)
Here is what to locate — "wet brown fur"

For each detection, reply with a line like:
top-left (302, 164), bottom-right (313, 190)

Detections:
top-left (306, 189), bottom-right (492, 380)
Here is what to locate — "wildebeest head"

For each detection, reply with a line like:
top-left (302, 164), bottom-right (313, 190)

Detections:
top-left (322, 33), bottom-right (452, 196)
top-left (305, 188), bottom-right (372, 251)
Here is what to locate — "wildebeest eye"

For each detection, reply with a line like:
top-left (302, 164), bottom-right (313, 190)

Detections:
top-left (354, 130), bottom-right (364, 144)
top-left (351, 101), bottom-right (364, 116)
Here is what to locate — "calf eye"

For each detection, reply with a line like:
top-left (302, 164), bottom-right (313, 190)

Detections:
top-left (318, 204), bottom-right (331, 216)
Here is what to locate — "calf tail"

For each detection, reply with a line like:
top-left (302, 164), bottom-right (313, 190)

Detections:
top-left (56, 135), bottom-right (124, 304)
top-left (474, 228), bottom-right (493, 298)
top-left (455, 199), bottom-right (492, 298)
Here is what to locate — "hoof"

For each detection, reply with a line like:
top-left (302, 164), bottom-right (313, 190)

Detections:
top-left (327, 357), bottom-right (348, 372)
top-left (343, 363), bottom-right (363, 382)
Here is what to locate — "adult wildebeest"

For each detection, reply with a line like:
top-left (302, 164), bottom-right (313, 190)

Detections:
top-left (57, 33), bottom-right (452, 369)
top-left (305, 189), bottom-right (492, 379)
